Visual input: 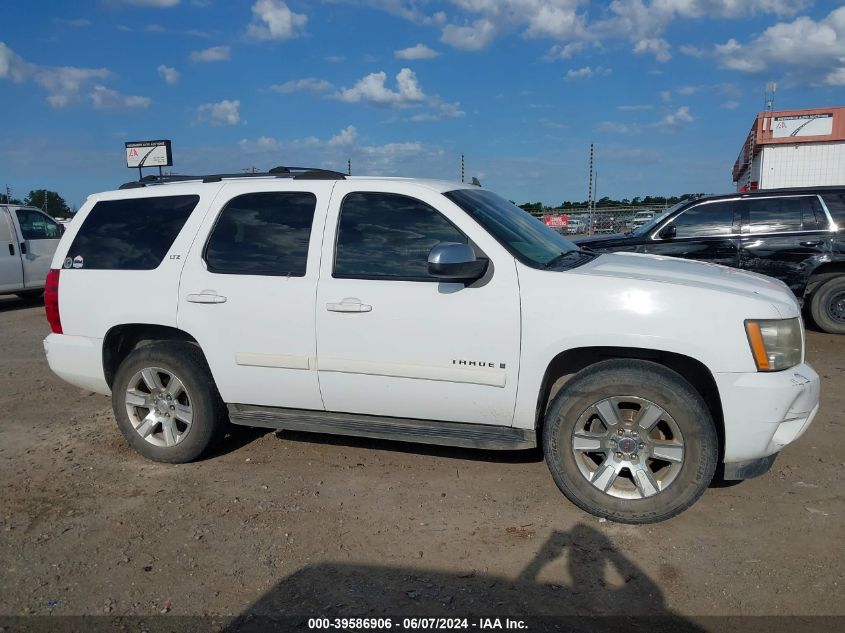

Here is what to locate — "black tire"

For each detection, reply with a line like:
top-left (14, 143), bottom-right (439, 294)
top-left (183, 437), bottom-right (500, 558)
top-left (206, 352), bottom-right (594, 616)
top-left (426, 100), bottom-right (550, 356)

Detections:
top-left (15, 290), bottom-right (44, 302)
top-left (111, 341), bottom-right (227, 463)
top-left (543, 359), bottom-right (718, 524)
top-left (809, 275), bottom-right (845, 334)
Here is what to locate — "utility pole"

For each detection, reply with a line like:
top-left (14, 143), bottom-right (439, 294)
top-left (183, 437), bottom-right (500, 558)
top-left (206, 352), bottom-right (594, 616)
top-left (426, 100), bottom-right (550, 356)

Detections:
top-left (461, 153), bottom-right (465, 183)
top-left (4, 184), bottom-right (10, 204)
top-left (587, 144), bottom-right (594, 235)
top-left (241, 166), bottom-right (259, 174)
top-left (347, 159), bottom-right (351, 176)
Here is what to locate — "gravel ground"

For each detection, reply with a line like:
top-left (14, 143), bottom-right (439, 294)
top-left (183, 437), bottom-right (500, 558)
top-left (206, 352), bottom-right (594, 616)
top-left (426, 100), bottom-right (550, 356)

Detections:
top-left (0, 295), bottom-right (843, 628)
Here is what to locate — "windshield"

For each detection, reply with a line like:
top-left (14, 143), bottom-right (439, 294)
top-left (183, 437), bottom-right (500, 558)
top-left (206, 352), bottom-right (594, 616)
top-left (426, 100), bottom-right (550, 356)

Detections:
top-left (444, 189), bottom-right (580, 268)
top-left (630, 202), bottom-right (686, 236)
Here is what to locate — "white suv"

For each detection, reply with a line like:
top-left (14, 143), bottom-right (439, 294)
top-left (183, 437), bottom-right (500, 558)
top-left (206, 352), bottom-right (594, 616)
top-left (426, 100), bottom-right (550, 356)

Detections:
top-left (42, 168), bottom-right (820, 523)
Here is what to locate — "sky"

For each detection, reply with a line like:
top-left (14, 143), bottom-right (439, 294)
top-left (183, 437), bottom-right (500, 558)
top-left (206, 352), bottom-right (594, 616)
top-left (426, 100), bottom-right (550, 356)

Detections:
top-left (1, 0), bottom-right (844, 209)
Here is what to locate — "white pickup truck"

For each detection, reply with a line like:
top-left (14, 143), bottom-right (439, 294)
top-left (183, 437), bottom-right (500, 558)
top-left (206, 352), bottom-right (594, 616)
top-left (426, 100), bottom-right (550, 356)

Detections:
top-left (0, 205), bottom-right (63, 299)
top-left (42, 168), bottom-right (820, 523)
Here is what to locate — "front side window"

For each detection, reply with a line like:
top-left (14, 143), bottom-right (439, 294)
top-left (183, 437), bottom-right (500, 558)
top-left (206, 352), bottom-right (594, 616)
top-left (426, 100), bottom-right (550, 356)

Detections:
top-left (15, 209), bottom-right (61, 240)
top-left (205, 192), bottom-right (316, 276)
top-left (744, 197), bottom-right (811, 234)
top-left (670, 201), bottom-right (735, 238)
top-left (68, 195), bottom-right (198, 270)
top-left (444, 189), bottom-right (579, 268)
top-left (334, 192), bottom-right (467, 280)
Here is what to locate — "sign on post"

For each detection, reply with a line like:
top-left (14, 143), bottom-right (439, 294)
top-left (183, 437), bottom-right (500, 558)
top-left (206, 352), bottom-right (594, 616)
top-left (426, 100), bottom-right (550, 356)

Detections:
top-left (125, 140), bottom-right (173, 169)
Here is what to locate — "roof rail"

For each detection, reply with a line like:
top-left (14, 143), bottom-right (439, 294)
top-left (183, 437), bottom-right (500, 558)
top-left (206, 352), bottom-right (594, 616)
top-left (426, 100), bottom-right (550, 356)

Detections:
top-left (118, 166), bottom-right (346, 189)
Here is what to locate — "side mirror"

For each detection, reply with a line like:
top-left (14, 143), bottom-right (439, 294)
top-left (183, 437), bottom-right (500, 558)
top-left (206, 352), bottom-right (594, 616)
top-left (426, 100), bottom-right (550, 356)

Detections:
top-left (658, 224), bottom-right (676, 240)
top-left (427, 242), bottom-right (487, 283)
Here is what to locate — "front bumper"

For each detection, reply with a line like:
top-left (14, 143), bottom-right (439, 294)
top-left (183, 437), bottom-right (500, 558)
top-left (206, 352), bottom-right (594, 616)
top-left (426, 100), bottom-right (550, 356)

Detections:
top-left (44, 333), bottom-right (110, 395)
top-left (714, 362), bottom-right (820, 464)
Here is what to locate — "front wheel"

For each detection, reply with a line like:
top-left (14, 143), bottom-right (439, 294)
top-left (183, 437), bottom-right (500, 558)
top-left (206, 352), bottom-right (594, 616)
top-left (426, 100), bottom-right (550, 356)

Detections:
top-left (111, 342), bottom-right (227, 463)
top-left (543, 359), bottom-right (718, 524)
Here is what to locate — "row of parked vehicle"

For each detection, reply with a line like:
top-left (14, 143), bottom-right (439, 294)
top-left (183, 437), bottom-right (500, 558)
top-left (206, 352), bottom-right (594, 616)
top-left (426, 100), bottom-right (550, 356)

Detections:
top-left (39, 169), bottom-right (822, 523)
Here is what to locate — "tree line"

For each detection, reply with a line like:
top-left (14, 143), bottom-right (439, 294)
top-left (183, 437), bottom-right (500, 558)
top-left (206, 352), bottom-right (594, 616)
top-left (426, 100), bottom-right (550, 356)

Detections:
top-left (519, 194), bottom-right (705, 214)
top-left (1, 189), bottom-right (73, 218)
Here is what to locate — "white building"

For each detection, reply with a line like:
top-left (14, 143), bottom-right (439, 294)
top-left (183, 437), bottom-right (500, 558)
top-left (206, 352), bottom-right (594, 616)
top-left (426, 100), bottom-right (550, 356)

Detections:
top-left (733, 106), bottom-right (845, 191)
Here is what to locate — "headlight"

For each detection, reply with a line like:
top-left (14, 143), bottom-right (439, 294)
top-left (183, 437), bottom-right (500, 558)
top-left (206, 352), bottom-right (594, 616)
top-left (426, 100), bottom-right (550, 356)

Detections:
top-left (744, 318), bottom-right (802, 371)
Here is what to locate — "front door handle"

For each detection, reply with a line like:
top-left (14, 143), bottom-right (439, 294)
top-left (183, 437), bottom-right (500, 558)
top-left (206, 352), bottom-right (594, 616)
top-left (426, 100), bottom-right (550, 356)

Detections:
top-left (186, 292), bottom-right (227, 304)
top-left (326, 298), bottom-right (372, 313)
top-left (7, 243), bottom-right (13, 256)
top-left (800, 240), bottom-right (823, 247)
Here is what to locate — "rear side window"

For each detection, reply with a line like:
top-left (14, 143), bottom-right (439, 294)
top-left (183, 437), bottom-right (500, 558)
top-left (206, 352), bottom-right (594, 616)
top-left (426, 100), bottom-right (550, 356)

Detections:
top-left (205, 192), bottom-right (316, 277)
top-left (671, 201), bottom-right (735, 238)
top-left (334, 192), bottom-right (467, 280)
top-left (822, 193), bottom-right (845, 227)
top-left (15, 209), bottom-right (61, 240)
top-left (68, 195), bottom-right (198, 270)
top-left (744, 197), bottom-right (821, 233)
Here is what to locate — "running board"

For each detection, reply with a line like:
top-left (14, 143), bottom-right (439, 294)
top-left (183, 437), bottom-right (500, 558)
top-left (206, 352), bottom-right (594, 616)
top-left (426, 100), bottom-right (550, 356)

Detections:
top-left (227, 404), bottom-right (536, 451)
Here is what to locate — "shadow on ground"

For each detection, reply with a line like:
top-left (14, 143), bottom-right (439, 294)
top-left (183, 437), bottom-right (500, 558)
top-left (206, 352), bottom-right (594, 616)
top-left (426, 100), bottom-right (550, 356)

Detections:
top-left (225, 523), bottom-right (705, 632)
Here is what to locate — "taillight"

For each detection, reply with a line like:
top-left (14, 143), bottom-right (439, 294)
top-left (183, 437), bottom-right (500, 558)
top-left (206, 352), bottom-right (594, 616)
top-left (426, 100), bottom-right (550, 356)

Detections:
top-left (45, 269), bottom-right (62, 334)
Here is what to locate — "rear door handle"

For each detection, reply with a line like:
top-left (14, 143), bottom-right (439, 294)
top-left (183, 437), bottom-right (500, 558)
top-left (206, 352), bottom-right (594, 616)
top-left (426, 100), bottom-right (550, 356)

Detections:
top-left (800, 240), bottom-right (823, 247)
top-left (7, 244), bottom-right (13, 256)
top-left (186, 292), bottom-right (227, 304)
top-left (326, 298), bottom-right (372, 313)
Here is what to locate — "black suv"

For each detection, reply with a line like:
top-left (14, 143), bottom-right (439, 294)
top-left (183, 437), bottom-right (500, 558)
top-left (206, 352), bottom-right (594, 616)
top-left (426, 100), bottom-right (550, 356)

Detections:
top-left (575, 187), bottom-right (845, 334)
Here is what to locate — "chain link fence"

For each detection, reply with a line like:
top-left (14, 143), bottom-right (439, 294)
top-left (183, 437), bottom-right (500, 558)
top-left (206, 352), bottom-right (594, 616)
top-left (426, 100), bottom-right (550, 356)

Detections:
top-left (531, 205), bottom-right (672, 237)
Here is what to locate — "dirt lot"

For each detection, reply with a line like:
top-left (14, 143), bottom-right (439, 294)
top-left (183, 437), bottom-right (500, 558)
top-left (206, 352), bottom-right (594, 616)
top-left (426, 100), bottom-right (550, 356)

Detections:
top-left (0, 295), bottom-right (843, 629)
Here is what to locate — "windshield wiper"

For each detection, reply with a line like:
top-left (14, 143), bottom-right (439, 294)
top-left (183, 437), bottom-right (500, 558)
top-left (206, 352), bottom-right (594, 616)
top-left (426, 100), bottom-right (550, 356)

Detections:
top-left (544, 249), bottom-right (594, 269)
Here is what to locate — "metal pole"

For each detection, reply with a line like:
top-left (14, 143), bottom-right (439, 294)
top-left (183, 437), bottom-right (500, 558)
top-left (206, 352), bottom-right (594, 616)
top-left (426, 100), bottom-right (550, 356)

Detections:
top-left (461, 153), bottom-right (465, 183)
top-left (347, 159), bottom-right (351, 176)
top-left (587, 144), bottom-right (594, 235)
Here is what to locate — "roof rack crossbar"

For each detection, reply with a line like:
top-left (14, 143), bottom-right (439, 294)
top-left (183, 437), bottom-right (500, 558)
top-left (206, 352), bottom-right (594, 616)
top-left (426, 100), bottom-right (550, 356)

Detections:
top-left (119, 166), bottom-right (346, 189)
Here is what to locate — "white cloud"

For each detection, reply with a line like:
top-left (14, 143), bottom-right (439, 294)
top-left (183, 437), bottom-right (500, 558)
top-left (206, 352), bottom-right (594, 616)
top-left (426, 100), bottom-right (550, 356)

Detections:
top-left (157, 64), bottom-right (179, 85)
top-left (0, 41), bottom-right (110, 107)
top-left (395, 44), bottom-right (439, 60)
top-left (329, 125), bottom-right (358, 146)
top-left (145, 23), bottom-right (166, 32)
top-left (237, 125), bottom-right (433, 175)
top-left (679, 44), bottom-right (705, 57)
top-left (544, 42), bottom-right (584, 60)
top-left (721, 100), bottom-right (740, 110)
top-left (54, 18), bottom-right (91, 28)
top-left (677, 84), bottom-right (702, 95)
top-left (247, 0), bottom-right (307, 40)
top-left (190, 45), bottom-right (230, 62)
top-left (335, 67), bottom-right (464, 121)
top-left (90, 85), bottom-right (151, 110)
top-left (713, 7), bottom-right (845, 86)
top-left (120, 0), bottom-right (180, 6)
top-left (271, 77), bottom-right (333, 93)
top-left (633, 38), bottom-right (671, 62)
top-left (441, 18), bottom-right (498, 51)
top-left (565, 65), bottom-right (611, 80)
top-left (337, 68), bottom-right (426, 107)
top-left (661, 106), bottom-right (694, 127)
top-left (617, 104), bottom-right (654, 111)
top-left (196, 99), bottom-right (241, 126)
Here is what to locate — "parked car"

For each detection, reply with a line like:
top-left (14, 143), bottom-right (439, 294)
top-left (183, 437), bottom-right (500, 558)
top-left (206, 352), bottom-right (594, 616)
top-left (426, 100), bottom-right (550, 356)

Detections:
top-left (43, 168), bottom-right (819, 523)
top-left (563, 218), bottom-right (587, 234)
top-left (0, 204), bottom-right (63, 299)
top-left (630, 210), bottom-right (656, 230)
top-left (575, 187), bottom-right (845, 334)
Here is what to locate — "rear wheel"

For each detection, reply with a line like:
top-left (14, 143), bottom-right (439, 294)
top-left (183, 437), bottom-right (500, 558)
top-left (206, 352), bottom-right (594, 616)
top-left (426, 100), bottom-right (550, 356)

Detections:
top-left (543, 359), bottom-right (718, 524)
top-left (111, 342), bottom-right (227, 463)
top-left (809, 275), bottom-right (845, 334)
